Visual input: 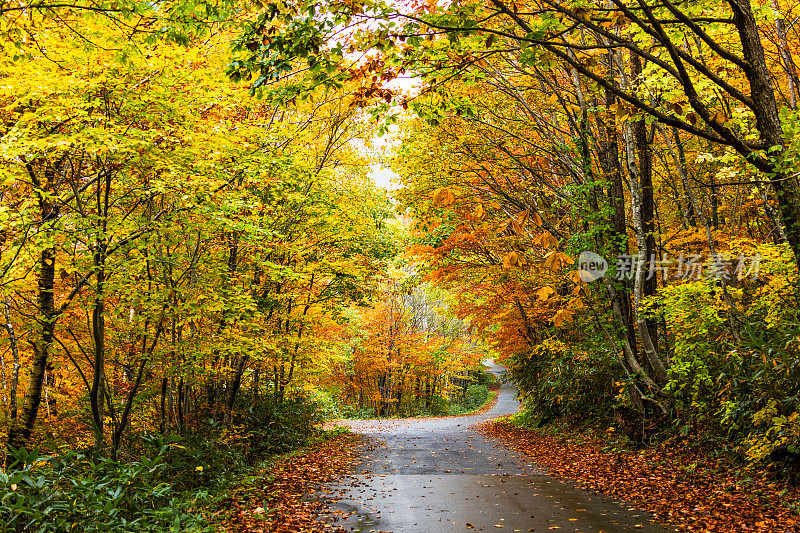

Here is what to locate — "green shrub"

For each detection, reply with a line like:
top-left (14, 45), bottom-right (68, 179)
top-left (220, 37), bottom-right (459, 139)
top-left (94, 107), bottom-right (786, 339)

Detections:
top-left (0, 447), bottom-right (210, 533)
top-left (651, 245), bottom-right (800, 462)
top-left (462, 384), bottom-right (489, 410)
top-left (235, 393), bottom-right (323, 458)
top-left (417, 395), bottom-right (445, 416)
top-left (137, 431), bottom-right (242, 492)
top-left (0, 393), bottom-right (327, 533)
top-left (306, 388), bottom-right (344, 419)
top-left (658, 280), bottom-right (727, 427)
top-left (511, 336), bottom-right (621, 425)
top-left (339, 405), bottom-right (376, 419)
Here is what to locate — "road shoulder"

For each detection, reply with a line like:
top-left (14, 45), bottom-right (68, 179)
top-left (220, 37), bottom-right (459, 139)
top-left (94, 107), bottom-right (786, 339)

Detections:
top-left (480, 418), bottom-right (800, 532)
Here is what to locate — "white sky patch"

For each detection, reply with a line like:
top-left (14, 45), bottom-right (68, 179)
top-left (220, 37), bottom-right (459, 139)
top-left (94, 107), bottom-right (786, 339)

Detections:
top-left (350, 124), bottom-right (401, 191)
top-left (370, 163), bottom-right (399, 190)
top-left (356, 76), bottom-right (421, 191)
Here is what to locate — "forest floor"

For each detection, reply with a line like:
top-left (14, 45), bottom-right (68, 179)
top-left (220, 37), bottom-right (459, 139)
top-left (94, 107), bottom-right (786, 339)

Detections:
top-left (481, 419), bottom-right (800, 533)
top-left (214, 429), bottom-right (362, 532)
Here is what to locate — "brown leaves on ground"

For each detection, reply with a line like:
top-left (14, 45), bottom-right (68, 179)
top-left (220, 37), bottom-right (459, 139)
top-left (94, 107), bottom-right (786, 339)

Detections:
top-left (218, 431), bottom-right (361, 532)
top-left (480, 420), bottom-right (800, 533)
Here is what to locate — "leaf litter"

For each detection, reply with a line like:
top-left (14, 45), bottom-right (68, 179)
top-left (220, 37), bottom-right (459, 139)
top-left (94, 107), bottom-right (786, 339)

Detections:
top-left (480, 419), bottom-right (800, 533)
top-left (218, 431), bottom-right (362, 532)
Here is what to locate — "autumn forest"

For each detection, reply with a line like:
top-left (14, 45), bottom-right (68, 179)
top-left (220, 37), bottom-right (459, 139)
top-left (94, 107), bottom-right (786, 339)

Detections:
top-left (2, 0), bottom-right (800, 530)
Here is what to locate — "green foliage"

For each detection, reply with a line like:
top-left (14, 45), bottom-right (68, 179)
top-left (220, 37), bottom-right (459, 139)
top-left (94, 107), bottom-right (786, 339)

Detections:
top-left (0, 447), bottom-right (210, 533)
top-left (448, 385), bottom-right (489, 414)
top-left (305, 387), bottom-right (345, 419)
top-left (463, 384), bottom-right (490, 408)
top-left (0, 394), bottom-right (328, 532)
top-left (235, 393), bottom-right (324, 458)
top-left (742, 401), bottom-right (800, 464)
top-left (658, 279), bottom-right (727, 423)
top-left (511, 336), bottom-right (622, 424)
top-left (653, 244), bottom-right (800, 466)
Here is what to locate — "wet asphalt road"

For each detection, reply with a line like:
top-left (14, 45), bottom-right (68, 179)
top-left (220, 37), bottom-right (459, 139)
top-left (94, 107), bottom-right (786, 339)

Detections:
top-left (320, 362), bottom-right (676, 533)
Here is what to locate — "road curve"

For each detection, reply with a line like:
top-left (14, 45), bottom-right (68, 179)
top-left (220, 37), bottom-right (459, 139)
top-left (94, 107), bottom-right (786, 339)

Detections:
top-left (320, 361), bottom-right (676, 533)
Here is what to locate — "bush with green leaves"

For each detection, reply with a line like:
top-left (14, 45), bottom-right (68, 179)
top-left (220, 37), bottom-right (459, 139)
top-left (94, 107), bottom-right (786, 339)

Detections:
top-left (463, 384), bottom-right (489, 410)
top-left (0, 392), bottom-right (329, 533)
top-left (511, 336), bottom-right (622, 426)
top-left (235, 392), bottom-right (324, 458)
top-left (656, 279), bottom-right (728, 427)
top-left (644, 245), bottom-right (800, 464)
top-left (0, 447), bottom-right (211, 533)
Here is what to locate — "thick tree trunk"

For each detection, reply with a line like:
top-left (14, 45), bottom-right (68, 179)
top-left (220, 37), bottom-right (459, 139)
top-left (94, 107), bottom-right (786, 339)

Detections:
top-left (731, 0), bottom-right (800, 262)
top-left (7, 245), bottom-right (56, 454)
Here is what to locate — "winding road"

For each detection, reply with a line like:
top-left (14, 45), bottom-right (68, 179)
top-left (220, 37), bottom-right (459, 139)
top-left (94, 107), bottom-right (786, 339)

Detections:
top-left (321, 361), bottom-right (676, 533)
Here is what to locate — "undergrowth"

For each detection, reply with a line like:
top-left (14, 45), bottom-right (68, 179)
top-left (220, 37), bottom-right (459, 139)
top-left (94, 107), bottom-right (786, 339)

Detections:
top-left (0, 393), bottom-right (326, 533)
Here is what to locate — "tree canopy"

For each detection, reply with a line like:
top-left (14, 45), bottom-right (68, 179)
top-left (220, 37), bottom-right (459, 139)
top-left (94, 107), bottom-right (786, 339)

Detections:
top-left (3, 0), bottom-right (800, 528)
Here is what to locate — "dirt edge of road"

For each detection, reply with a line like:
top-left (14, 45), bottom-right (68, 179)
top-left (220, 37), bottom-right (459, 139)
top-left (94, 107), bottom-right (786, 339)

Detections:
top-left (480, 419), bottom-right (800, 533)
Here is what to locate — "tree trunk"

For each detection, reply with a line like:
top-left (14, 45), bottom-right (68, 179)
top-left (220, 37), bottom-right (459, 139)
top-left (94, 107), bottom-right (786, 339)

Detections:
top-left (159, 376), bottom-right (168, 433)
top-left (756, 182), bottom-right (789, 243)
top-left (224, 354), bottom-right (249, 426)
top-left (629, 52), bottom-right (660, 354)
top-left (111, 322), bottom-right (163, 460)
top-left (663, 128), bottom-right (741, 321)
top-left (770, 0), bottom-right (798, 110)
top-left (177, 377), bottom-right (184, 434)
top-left (3, 297), bottom-right (20, 423)
top-left (90, 255), bottom-right (106, 451)
top-left (731, 0), bottom-right (800, 262)
top-left (596, 72), bottom-right (641, 377)
top-left (623, 120), bottom-right (668, 385)
top-left (7, 245), bottom-right (56, 454)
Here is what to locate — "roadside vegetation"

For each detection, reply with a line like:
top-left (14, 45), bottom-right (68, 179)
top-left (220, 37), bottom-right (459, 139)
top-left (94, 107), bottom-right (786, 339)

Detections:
top-left (0, 5), bottom-right (490, 532)
top-left (334, 365), bottom-right (497, 419)
top-left (4, 0), bottom-right (800, 530)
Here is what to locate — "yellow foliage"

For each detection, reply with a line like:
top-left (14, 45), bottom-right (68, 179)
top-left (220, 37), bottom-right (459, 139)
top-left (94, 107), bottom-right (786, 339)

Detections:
top-left (432, 187), bottom-right (455, 207)
top-left (744, 400), bottom-right (800, 463)
top-left (503, 251), bottom-right (523, 269)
